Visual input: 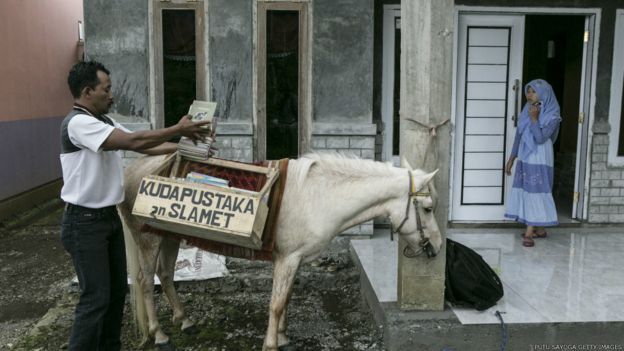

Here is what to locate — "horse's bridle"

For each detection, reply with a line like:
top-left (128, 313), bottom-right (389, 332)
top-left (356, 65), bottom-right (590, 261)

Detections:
top-left (390, 170), bottom-right (436, 258)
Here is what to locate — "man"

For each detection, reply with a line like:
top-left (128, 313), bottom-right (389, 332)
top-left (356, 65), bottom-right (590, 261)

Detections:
top-left (59, 60), bottom-right (209, 350)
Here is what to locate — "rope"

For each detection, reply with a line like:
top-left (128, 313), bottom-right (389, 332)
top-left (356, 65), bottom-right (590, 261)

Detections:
top-left (495, 310), bottom-right (508, 351)
top-left (441, 310), bottom-right (507, 351)
top-left (404, 117), bottom-right (449, 137)
top-left (442, 310), bottom-right (509, 351)
top-left (402, 116), bottom-right (449, 170)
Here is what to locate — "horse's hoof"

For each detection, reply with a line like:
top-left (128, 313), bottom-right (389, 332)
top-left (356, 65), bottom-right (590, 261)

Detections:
top-left (182, 324), bottom-right (199, 335)
top-left (277, 333), bottom-right (290, 347)
top-left (156, 341), bottom-right (176, 351)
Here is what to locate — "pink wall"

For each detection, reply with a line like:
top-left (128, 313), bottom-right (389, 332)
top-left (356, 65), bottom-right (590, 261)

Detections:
top-left (0, 0), bottom-right (83, 202)
top-left (0, 0), bottom-right (83, 122)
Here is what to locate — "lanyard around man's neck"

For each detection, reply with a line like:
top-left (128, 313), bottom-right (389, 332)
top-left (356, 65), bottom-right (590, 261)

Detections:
top-left (73, 104), bottom-right (114, 126)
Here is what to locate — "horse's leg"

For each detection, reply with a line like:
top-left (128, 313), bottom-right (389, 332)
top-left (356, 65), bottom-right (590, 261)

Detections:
top-left (136, 238), bottom-right (171, 346)
top-left (277, 284), bottom-right (294, 347)
top-left (263, 254), bottom-right (301, 351)
top-left (156, 238), bottom-right (196, 333)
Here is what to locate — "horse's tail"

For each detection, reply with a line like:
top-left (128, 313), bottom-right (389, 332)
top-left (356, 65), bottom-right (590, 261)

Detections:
top-left (120, 212), bottom-right (150, 344)
top-left (119, 154), bottom-right (172, 344)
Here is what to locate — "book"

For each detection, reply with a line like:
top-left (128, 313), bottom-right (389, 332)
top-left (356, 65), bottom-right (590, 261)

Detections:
top-left (185, 172), bottom-right (229, 187)
top-left (187, 100), bottom-right (216, 127)
top-left (178, 100), bottom-right (218, 161)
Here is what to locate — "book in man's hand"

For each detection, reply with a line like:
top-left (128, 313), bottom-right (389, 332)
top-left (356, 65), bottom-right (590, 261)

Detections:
top-left (187, 100), bottom-right (216, 126)
top-left (178, 100), bottom-right (218, 161)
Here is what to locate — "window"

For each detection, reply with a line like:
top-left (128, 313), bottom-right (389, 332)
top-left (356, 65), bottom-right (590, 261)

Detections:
top-left (151, 0), bottom-right (205, 130)
top-left (265, 10), bottom-right (299, 159)
top-left (608, 10), bottom-right (624, 165)
top-left (256, 1), bottom-right (310, 161)
top-left (162, 9), bottom-right (197, 128)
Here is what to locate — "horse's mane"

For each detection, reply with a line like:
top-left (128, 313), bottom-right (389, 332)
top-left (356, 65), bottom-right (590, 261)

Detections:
top-left (302, 152), bottom-right (393, 177)
top-left (295, 152), bottom-right (426, 184)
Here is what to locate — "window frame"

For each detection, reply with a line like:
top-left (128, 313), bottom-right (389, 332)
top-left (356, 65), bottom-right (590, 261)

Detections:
top-left (254, 0), bottom-right (311, 161)
top-left (150, 0), bottom-right (206, 130)
top-left (607, 9), bottom-right (624, 166)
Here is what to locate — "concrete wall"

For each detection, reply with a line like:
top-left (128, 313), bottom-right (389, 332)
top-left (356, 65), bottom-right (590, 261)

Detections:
top-left (208, 1), bottom-right (260, 163)
top-left (0, 0), bottom-right (83, 201)
top-left (210, 0), bottom-right (377, 167)
top-left (83, 0), bottom-right (149, 118)
top-left (82, 0), bottom-right (376, 162)
top-left (313, 0), bottom-right (374, 124)
top-left (213, 123), bottom-right (254, 162)
top-left (209, 0), bottom-right (253, 122)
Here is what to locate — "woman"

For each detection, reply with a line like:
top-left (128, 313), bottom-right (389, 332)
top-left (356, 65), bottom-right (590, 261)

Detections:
top-left (504, 79), bottom-right (562, 247)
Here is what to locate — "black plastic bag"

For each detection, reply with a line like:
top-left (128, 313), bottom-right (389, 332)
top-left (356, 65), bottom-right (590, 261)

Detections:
top-left (445, 238), bottom-right (504, 311)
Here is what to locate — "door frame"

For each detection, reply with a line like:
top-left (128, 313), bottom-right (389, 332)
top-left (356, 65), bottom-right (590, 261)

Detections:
top-left (149, 0), bottom-right (207, 130)
top-left (450, 6), bottom-right (601, 222)
top-left (381, 4), bottom-right (401, 165)
top-left (574, 15), bottom-right (596, 219)
top-left (608, 10), bottom-right (624, 167)
top-left (253, 0), bottom-right (312, 161)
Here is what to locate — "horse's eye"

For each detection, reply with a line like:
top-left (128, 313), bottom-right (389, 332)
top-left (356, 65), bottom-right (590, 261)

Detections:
top-left (424, 207), bottom-right (433, 213)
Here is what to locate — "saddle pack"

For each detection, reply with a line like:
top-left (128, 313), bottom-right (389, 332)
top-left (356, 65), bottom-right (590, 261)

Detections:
top-left (444, 238), bottom-right (504, 311)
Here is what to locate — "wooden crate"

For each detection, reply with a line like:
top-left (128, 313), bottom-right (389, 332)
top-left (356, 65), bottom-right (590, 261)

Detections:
top-left (132, 154), bottom-right (279, 250)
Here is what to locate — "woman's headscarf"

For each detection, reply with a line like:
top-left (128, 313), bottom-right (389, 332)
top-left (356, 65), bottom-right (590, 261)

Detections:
top-left (517, 79), bottom-right (562, 160)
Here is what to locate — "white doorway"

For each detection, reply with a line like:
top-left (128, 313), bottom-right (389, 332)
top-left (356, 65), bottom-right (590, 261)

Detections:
top-left (451, 10), bottom-right (596, 222)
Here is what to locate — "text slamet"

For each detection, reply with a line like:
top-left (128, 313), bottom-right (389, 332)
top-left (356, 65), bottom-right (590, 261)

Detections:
top-left (139, 179), bottom-right (255, 229)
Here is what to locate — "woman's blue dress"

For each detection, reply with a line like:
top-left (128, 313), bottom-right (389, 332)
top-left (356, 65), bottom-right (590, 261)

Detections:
top-left (504, 79), bottom-right (562, 226)
top-left (504, 127), bottom-right (559, 226)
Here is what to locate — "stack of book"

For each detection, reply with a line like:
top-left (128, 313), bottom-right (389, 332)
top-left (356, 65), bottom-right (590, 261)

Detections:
top-left (178, 100), bottom-right (218, 161)
top-left (178, 135), bottom-right (216, 161)
top-left (185, 172), bottom-right (229, 187)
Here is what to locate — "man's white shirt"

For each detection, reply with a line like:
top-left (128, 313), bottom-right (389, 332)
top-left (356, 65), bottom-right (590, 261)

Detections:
top-left (60, 114), bottom-right (131, 208)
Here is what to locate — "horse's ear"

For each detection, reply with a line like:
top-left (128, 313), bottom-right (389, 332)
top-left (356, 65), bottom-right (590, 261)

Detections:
top-left (413, 169), bottom-right (438, 192)
top-left (401, 157), bottom-right (414, 170)
top-left (423, 169), bottom-right (439, 184)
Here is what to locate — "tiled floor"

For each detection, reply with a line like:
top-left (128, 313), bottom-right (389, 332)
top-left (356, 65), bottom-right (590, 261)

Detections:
top-left (351, 228), bottom-right (624, 325)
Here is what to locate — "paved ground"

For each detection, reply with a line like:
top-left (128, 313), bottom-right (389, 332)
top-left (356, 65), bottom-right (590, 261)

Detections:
top-left (0, 202), bottom-right (385, 351)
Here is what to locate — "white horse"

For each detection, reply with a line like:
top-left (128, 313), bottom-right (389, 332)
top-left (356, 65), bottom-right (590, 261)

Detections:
top-left (118, 152), bottom-right (442, 351)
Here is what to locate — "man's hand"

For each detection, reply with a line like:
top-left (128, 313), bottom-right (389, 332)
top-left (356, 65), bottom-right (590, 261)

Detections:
top-left (176, 115), bottom-right (212, 143)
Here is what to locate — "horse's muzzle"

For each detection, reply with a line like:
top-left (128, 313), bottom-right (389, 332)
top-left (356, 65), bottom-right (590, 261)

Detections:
top-left (402, 239), bottom-right (437, 258)
top-left (421, 238), bottom-right (437, 258)
top-left (423, 242), bottom-right (437, 258)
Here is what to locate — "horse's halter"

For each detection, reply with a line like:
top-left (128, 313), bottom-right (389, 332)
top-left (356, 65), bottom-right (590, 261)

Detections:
top-left (390, 170), bottom-right (436, 258)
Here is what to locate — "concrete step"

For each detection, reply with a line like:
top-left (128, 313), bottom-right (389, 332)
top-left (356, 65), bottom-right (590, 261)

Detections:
top-left (349, 239), bottom-right (624, 350)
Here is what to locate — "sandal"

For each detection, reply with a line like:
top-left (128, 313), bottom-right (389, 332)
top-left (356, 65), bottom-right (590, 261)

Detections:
top-left (522, 236), bottom-right (535, 247)
top-left (520, 230), bottom-right (547, 239)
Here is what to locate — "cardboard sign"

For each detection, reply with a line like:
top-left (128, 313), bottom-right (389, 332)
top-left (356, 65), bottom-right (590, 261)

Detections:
top-left (132, 175), bottom-right (268, 249)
